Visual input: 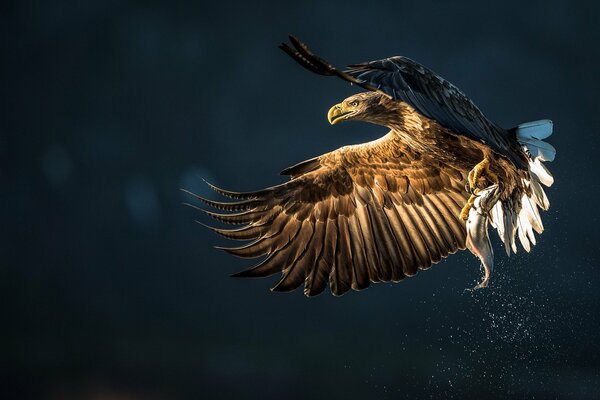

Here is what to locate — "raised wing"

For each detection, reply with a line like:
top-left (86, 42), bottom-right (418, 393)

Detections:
top-left (192, 135), bottom-right (469, 296)
top-left (279, 36), bottom-right (527, 169)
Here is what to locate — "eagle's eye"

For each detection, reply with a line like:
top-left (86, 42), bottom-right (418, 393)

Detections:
top-left (350, 100), bottom-right (359, 107)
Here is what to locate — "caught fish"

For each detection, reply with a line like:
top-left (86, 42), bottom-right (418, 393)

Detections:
top-left (465, 185), bottom-right (503, 290)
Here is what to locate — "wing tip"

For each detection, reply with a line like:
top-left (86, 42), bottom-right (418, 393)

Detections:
top-left (279, 34), bottom-right (336, 76)
top-left (230, 269), bottom-right (254, 278)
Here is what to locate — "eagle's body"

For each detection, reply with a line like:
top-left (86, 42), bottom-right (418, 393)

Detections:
top-left (193, 37), bottom-right (555, 296)
top-left (341, 95), bottom-right (527, 200)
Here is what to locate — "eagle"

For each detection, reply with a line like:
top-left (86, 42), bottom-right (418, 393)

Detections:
top-left (190, 36), bottom-right (556, 296)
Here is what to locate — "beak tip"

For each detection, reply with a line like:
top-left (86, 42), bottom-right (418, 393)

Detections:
top-left (327, 103), bottom-right (343, 125)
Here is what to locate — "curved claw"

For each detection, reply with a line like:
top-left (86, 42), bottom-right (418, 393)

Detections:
top-left (465, 181), bottom-right (475, 195)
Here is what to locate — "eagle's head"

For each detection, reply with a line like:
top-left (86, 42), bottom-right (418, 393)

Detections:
top-left (327, 92), bottom-right (399, 127)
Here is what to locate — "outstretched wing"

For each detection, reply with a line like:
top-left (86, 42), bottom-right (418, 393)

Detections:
top-left (279, 36), bottom-right (527, 169)
top-left (193, 135), bottom-right (469, 296)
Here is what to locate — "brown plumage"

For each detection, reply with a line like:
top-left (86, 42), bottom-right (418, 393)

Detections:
top-left (192, 36), bottom-right (555, 296)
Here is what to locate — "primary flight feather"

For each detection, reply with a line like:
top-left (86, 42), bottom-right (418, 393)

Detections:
top-left (191, 36), bottom-right (555, 296)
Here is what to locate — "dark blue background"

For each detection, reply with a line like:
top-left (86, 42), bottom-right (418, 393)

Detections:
top-left (2, 1), bottom-right (599, 399)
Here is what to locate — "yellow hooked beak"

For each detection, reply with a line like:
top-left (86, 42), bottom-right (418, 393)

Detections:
top-left (327, 103), bottom-right (355, 125)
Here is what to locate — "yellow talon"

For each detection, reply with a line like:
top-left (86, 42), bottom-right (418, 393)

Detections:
top-left (461, 157), bottom-right (500, 221)
top-left (460, 189), bottom-right (479, 221)
top-left (468, 158), bottom-right (489, 192)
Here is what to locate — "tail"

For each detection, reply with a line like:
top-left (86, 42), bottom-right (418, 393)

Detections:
top-left (514, 119), bottom-right (556, 162)
top-left (490, 120), bottom-right (555, 255)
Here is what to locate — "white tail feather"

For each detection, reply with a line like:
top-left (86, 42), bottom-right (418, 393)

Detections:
top-left (516, 119), bottom-right (553, 140)
top-left (488, 119), bottom-right (555, 255)
top-left (519, 138), bottom-right (556, 161)
top-left (516, 119), bottom-right (556, 162)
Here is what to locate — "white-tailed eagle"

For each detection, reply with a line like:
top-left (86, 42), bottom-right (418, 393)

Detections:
top-left (189, 36), bottom-right (555, 296)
